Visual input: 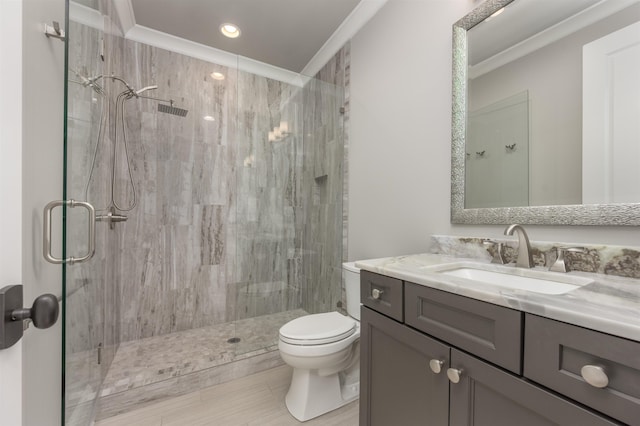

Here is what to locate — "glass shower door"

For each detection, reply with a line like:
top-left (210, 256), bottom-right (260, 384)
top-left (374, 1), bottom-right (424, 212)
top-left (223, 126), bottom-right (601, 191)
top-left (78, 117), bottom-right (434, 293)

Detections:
top-left (232, 60), bottom-right (346, 357)
top-left (64, 2), bottom-right (116, 424)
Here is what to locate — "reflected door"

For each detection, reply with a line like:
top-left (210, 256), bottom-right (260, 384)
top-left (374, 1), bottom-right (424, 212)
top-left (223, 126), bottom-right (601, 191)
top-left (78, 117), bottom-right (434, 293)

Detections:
top-left (583, 21), bottom-right (640, 204)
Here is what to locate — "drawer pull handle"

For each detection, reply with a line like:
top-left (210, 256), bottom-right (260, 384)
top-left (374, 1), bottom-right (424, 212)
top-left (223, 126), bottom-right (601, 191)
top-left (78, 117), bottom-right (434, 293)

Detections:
top-left (581, 365), bottom-right (609, 388)
top-left (447, 368), bottom-right (463, 384)
top-left (371, 288), bottom-right (384, 300)
top-left (429, 359), bottom-right (444, 374)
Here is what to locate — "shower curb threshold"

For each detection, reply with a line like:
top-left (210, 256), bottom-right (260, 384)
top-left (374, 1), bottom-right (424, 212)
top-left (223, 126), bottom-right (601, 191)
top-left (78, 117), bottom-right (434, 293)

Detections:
top-left (95, 347), bottom-right (285, 421)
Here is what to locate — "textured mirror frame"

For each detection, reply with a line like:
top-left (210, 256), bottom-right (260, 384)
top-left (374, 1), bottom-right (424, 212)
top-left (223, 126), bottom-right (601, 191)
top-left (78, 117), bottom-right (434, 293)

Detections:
top-left (451, 0), bottom-right (640, 226)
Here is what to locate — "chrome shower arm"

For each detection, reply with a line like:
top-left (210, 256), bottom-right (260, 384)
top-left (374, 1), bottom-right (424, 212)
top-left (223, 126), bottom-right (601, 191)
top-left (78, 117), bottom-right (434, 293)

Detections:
top-left (134, 94), bottom-right (174, 104)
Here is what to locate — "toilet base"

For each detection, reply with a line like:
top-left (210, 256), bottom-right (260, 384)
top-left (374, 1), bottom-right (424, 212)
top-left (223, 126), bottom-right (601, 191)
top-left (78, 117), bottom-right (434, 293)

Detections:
top-left (285, 367), bottom-right (359, 422)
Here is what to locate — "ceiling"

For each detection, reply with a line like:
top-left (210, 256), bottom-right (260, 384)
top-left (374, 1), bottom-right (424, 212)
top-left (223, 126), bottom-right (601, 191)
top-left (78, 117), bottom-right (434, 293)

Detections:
top-left (129, 0), bottom-right (361, 73)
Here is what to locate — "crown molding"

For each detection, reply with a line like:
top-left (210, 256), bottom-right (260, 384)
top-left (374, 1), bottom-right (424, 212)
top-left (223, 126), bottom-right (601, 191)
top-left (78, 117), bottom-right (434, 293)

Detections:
top-left (109, 0), bottom-right (386, 85)
top-left (469, 0), bottom-right (637, 79)
top-left (112, 0), bottom-right (136, 35)
top-left (69, 1), bottom-right (104, 31)
top-left (301, 0), bottom-right (388, 77)
top-left (125, 25), bottom-right (304, 86)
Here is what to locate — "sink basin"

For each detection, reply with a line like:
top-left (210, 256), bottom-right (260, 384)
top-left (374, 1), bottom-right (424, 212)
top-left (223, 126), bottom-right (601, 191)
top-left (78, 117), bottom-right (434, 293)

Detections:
top-left (426, 262), bottom-right (593, 295)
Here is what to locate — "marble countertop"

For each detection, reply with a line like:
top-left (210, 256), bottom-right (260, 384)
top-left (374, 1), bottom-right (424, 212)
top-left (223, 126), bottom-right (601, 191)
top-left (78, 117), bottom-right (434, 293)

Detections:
top-left (355, 254), bottom-right (640, 342)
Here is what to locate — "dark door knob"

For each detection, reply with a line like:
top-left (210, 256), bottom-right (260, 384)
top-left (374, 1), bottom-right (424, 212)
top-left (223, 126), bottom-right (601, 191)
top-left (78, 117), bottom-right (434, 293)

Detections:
top-left (11, 293), bottom-right (59, 329)
top-left (2, 285), bottom-right (60, 349)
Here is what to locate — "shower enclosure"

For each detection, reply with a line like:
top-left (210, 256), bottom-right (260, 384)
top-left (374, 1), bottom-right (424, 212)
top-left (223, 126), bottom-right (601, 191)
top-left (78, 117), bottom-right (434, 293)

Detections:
top-left (63, 1), bottom-right (348, 424)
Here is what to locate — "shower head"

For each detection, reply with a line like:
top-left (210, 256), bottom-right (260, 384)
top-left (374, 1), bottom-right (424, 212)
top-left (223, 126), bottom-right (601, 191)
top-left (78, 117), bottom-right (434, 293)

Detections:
top-left (158, 100), bottom-right (188, 117)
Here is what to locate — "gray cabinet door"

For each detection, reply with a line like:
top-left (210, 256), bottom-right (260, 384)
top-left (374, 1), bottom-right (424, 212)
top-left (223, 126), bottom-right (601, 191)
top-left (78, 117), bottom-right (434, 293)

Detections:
top-left (449, 349), bottom-right (619, 426)
top-left (360, 307), bottom-right (449, 426)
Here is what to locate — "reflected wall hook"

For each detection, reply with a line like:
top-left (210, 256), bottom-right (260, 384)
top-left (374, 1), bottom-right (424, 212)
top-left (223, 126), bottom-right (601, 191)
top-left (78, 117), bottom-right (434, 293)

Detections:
top-left (505, 143), bottom-right (516, 152)
top-left (476, 150), bottom-right (486, 158)
top-left (44, 21), bottom-right (66, 42)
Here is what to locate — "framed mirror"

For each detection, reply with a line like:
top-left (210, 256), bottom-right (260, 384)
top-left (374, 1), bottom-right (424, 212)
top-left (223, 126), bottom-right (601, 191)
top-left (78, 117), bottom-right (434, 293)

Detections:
top-left (451, 0), bottom-right (640, 225)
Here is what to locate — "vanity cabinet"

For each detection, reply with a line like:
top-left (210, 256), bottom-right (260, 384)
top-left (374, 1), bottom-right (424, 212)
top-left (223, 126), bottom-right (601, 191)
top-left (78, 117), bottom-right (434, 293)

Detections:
top-left (360, 307), bottom-right (449, 426)
top-left (360, 272), bottom-right (624, 426)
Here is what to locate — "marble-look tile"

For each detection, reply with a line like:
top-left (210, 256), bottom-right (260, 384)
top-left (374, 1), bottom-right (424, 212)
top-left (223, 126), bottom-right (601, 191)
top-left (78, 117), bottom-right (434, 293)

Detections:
top-left (95, 310), bottom-right (306, 419)
top-left (113, 38), bottom-right (314, 341)
top-left (430, 234), bottom-right (640, 279)
top-left (301, 44), bottom-right (350, 315)
top-left (65, 19), bottom-right (123, 426)
top-left (66, 14), bottom-right (350, 425)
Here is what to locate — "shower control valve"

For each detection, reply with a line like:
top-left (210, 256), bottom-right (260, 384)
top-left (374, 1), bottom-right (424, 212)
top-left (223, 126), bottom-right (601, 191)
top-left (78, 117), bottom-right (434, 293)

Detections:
top-left (96, 206), bottom-right (128, 230)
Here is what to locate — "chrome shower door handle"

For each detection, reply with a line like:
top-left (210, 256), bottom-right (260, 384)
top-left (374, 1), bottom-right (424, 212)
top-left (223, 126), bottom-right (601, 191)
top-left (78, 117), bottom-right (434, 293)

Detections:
top-left (43, 200), bottom-right (96, 265)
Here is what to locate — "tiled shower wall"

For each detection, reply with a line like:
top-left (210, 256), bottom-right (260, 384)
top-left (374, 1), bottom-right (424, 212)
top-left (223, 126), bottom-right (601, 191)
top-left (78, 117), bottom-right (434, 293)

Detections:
top-left (113, 41), bottom-right (307, 341)
top-left (233, 73), bottom-right (304, 322)
top-left (65, 6), bottom-right (348, 423)
top-left (301, 46), bottom-right (350, 315)
top-left (65, 10), bottom-right (125, 423)
top-left (65, 4), bottom-right (349, 364)
top-left (111, 42), bottom-right (349, 341)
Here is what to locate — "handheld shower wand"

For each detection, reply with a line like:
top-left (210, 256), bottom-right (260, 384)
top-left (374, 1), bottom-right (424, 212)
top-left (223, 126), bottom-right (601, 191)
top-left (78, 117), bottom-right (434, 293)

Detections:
top-left (134, 85), bottom-right (158, 96)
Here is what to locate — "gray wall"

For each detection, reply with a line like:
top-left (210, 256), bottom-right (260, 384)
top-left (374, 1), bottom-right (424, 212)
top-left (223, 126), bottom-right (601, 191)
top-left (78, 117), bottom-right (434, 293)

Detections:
top-left (349, 0), bottom-right (640, 262)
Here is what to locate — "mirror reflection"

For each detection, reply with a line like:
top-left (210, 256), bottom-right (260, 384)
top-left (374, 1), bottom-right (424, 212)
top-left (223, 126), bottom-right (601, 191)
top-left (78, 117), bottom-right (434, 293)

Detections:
top-left (465, 0), bottom-right (640, 209)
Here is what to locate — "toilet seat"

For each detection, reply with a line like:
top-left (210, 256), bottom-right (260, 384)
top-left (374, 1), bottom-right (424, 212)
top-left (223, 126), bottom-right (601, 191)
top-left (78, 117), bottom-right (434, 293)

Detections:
top-left (279, 312), bottom-right (356, 345)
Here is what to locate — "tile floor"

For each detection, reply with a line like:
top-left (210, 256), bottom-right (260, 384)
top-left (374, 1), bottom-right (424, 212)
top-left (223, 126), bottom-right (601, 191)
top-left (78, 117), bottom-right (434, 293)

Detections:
top-left (100, 309), bottom-right (309, 396)
top-left (93, 310), bottom-right (309, 420)
top-left (94, 365), bottom-right (359, 426)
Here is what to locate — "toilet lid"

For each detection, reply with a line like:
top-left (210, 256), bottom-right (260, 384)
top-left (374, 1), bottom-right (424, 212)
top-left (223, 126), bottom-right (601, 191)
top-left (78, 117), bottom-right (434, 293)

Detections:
top-left (279, 312), bottom-right (356, 345)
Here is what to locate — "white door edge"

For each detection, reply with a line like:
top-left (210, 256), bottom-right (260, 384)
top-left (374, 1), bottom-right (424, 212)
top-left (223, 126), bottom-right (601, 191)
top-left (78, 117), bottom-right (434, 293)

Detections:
top-left (0, 0), bottom-right (24, 424)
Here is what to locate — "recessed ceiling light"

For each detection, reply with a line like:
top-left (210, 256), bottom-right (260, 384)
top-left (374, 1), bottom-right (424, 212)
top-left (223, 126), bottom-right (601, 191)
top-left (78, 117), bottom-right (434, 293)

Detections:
top-left (220, 23), bottom-right (241, 38)
top-left (211, 72), bottom-right (225, 80)
top-left (204, 115), bottom-right (215, 121)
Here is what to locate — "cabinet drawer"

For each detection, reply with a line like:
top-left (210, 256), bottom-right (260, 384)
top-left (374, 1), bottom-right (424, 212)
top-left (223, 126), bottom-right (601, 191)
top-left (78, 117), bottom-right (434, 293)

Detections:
top-left (524, 314), bottom-right (640, 426)
top-left (360, 270), bottom-right (403, 322)
top-left (405, 282), bottom-right (523, 374)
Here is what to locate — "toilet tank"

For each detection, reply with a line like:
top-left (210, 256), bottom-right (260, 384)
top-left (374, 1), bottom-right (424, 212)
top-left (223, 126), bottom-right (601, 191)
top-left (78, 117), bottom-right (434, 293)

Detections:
top-left (342, 262), bottom-right (361, 321)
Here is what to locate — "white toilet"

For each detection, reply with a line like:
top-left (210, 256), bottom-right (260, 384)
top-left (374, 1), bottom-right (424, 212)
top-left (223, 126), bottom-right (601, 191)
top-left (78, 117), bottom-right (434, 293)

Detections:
top-left (278, 262), bottom-right (361, 422)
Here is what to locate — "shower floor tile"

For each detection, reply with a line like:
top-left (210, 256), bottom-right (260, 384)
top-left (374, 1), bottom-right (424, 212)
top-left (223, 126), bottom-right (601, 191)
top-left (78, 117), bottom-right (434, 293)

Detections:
top-left (99, 309), bottom-right (308, 397)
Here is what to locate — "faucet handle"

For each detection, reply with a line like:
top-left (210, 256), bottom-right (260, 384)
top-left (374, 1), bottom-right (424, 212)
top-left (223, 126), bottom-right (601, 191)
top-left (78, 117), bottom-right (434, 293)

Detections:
top-left (483, 240), bottom-right (507, 264)
top-left (550, 247), bottom-right (586, 273)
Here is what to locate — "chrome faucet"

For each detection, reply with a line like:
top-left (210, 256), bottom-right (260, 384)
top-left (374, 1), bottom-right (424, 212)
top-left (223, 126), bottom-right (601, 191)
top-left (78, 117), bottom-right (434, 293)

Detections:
top-left (504, 224), bottom-right (534, 268)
